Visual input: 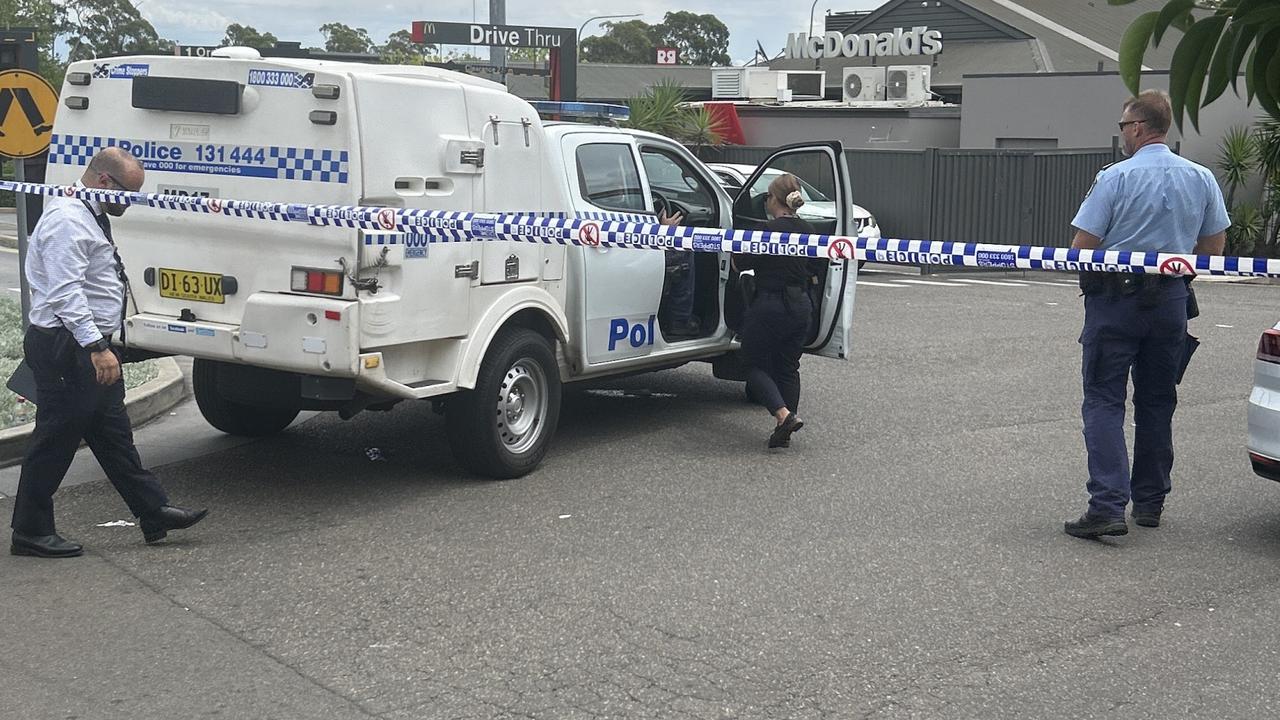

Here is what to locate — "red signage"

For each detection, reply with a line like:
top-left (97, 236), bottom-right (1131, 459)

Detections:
top-left (827, 237), bottom-right (855, 261)
top-left (1159, 256), bottom-right (1196, 276)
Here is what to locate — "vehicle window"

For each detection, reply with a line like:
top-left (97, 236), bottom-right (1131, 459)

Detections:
top-left (748, 170), bottom-right (832, 203)
top-left (714, 170), bottom-right (742, 190)
top-left (747, 154), bottom-right (838, 224)
top-left (576, 143), bottom-right (646, 212)
top-left (639, 148), bottom-right (716, 224)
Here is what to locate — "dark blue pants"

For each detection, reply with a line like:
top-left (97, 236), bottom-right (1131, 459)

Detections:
top-left (11, 327), bottom-right (168, 537)
top-left (1080, 289), bottom-right (1187, 519)
top-left (664, 250), bottom-right (695, 325)
top-left (742, 288), bottom-right (812, 415)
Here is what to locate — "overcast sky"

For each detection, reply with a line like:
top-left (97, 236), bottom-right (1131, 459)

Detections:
top-left (139, 0), bottom-right (883, 65)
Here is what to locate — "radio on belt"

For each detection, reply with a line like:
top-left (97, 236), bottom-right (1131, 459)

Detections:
top-left (42, 48), bottom-right (860, 479)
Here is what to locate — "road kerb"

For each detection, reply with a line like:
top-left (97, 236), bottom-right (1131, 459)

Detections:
top-left (0, 356), bottom-right (187, 468)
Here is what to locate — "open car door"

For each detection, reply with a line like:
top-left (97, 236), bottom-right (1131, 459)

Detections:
top-left (731, 142), bottom-right (856, 360)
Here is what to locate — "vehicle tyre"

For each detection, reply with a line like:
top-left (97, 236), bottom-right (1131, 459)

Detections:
top-left (192, 359), bottom-right (300, 437)
top-left (447, 327), bottom-right (561, 479)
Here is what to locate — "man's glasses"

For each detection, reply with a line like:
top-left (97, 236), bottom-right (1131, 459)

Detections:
top-left (100, 172), bottom-right (132, 192)
top-left (1117, 119), bottom-right (1146, 130)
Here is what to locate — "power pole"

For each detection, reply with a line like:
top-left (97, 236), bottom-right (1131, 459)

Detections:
top-left (489, 0), bottom-right (507, 71)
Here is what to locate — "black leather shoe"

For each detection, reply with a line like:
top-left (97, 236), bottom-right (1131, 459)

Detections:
top-left (1132, 510), bottom-right (1162, 528)
top-left (768, 414), bottom-right (804, 449)
top-left (139, 505), bottom-right (208, 544)
top-left (1064, 513), bottom-right (1128, 538)
top-left (10, 532), bottom-right (84, 558)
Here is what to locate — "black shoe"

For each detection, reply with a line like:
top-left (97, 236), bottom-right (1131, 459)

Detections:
top-left (1064, 513), bottom-right (1128, 538)
top-left (768, 414), bottom-right (804, 449)
top-left (139, 505), bottom-right (208, 544)
top-left (1132, 510), bottom-right (1162, 528)
top-left (10, 532), bottom-right (84, 558)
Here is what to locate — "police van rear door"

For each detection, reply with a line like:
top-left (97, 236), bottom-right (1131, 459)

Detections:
top-left (732, 142), bottom-right (856, 360)
top-left (47, 55), bottom-right (360, 329)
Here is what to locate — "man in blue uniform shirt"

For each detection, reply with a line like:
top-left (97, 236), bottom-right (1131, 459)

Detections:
top-left (10, 147), bottom-right (208, 558)
top-left (1064, 90), bottom-right (1229, 539)
top-left (1059, 89), bottom-right (1228, 535)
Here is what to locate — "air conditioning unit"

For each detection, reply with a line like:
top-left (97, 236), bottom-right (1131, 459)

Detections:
top-left (780, 70), bottom-right (826, 100)
top-left (711, 68), bottom-right (751, 99)
top-left (711, 69), bottom-right (824, 101)
top-left (885, 65), bottom-right (931, 103)
top-left (842, 67), bottom-right (885, 103)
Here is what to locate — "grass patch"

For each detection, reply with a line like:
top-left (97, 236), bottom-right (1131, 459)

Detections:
top-left (0, 297), bottom-right (160, 429)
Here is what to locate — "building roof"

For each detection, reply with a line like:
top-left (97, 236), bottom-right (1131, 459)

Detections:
top-left (960, 0), bottom-right (1177, 71)
top-left (771, 39), bottom-right (1049, 88)
top-left (791, 0), bottom-right (1179, 83)
top-left (506, 62), bottom-right (715, 102)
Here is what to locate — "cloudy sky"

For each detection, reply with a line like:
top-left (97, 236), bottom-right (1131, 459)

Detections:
top-left (139, 0), bottom-right (883, 65)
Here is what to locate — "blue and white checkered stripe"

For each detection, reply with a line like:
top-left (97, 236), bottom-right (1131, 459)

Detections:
top-left (269, 147), bottom-right (349, 184)
top-left (4, 179), bottom-right (1278, 278)
top-left (47, 134), bottom-right (112, 167)
top-left (49, 135), bottom-right (351, 185)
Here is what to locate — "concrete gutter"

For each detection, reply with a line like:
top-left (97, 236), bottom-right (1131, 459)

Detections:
top-left (0, 357), bottom-right (187, 468)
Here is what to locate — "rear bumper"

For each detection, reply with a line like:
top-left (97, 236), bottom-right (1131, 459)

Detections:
top-left (126, 292), bottom-right (360, 376)
top-left (1249, 451), bottom-right (1280, 483)
top-left (1247, 358), bottom-right (1280, 482)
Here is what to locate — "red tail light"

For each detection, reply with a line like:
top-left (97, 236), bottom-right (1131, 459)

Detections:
top-left (290, 267), bottom-right (344, 296)
top-left (1258, 329), bottom-right (1280, 364)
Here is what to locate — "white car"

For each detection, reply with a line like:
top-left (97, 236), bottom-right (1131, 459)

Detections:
top-left (707, 162), bottom-right (880, 244)
top-left (1248, 324), bottom-right (1280, 482)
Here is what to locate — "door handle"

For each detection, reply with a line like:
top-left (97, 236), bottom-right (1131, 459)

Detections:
top-left (455, 261), bottom-right (479, 279)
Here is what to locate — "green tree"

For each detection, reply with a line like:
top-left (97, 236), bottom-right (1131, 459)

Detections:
top-left (1114, 0), bottom-right (1280, 130)
top-left (380, 29), bottom-right (434, 65)
top-left (623, 79), bottom-right (723, 145)
top-left (655, 11), bottom-right (731, 66)
top-left (221, 23), bottom-right (277, 49)
top-left (64, 0), bottom-right (172, 61)
top-left (0, 0), bottom-right (70, 87)
top-left (319, 22), bottom-right (375, 54)
top-left (508, 47), bottom-right (549, 64)
top-left (581, 19), bottom-right (659, 64)
top-left (580, 14), bottom-right (731, 65)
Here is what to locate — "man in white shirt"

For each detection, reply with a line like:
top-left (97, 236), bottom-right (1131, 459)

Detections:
top-left (11, 147), bottom-right (207, 558)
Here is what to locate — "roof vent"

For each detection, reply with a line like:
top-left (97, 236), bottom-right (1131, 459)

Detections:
top-left (211, 46), bottom-right (262, 59)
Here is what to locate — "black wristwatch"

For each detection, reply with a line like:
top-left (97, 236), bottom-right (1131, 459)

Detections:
top-left (85, 338), bottom-right (112, 353)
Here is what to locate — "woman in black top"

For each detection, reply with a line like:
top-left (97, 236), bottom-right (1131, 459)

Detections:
top-left (735, 173), bottom-right (815, 448)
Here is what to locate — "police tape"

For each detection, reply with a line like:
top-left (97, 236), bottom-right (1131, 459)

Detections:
top-left (2, 179), bottom-right (1273, 278)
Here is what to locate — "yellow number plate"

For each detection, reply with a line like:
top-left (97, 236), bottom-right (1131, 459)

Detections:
top-left (159, 268), bottom-right (224, 304)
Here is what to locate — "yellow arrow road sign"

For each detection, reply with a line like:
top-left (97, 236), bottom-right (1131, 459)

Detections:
top-left (0, 69), bottom-right (57, 159)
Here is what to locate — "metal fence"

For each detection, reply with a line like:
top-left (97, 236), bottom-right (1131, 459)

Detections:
top-left (692, 145), bottom-right (1121, 250)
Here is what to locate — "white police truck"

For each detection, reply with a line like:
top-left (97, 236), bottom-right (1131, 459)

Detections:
top-left (47, 50), bottom-right (858, 477)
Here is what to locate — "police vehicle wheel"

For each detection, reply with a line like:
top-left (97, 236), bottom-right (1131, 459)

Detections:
top-left (447, 328), bottom-right (561, 479)
top-left (192, 359), bottom-right (300, 437)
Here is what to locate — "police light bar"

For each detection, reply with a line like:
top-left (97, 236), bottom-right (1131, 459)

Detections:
top-left (528, 101), bottom-right (630, 123)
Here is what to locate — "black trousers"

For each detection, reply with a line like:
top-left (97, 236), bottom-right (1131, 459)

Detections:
top-left (741, 287), bottom-right (812, 415)
top-left (10, 327), bottom-right (167, 537)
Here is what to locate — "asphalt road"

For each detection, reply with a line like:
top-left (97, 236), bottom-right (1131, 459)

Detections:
top-left (3, 273), bottom-right (1280, 719)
